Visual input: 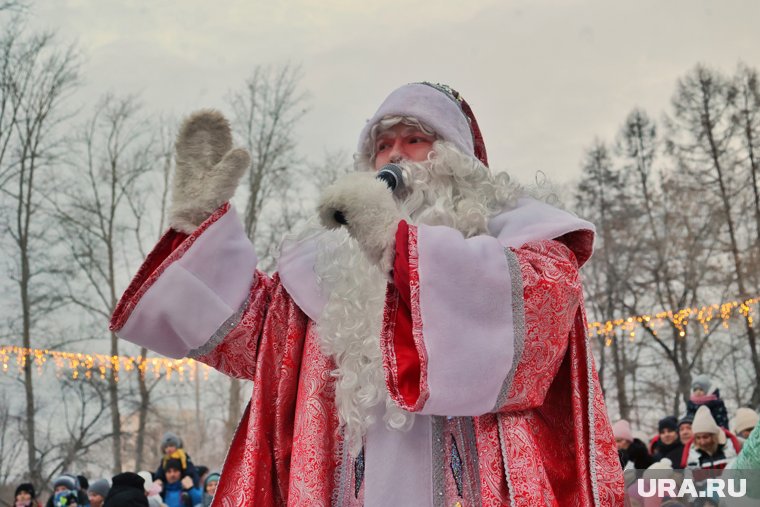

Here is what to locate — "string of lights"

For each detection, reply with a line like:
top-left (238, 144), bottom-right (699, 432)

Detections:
top-left (0, 346), bottom-right (210, 383)
top-left (1, 296), bottom-right (757, 382)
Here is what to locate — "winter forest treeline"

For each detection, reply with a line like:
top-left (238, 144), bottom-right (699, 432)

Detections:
top-left (1, 4), bottom-right (759, 499)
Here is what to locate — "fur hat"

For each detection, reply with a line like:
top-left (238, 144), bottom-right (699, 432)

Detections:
top-left (612, 419), bottom-right (633, 443)
top-left (88, 479), bottom-right (110, 498)
top-left (52, 474), bottom-right (79, 492)
top-left (14, 483), bottom-right (36, 499)
top-left (692, 405), bottom-right (726, 445)
top-left (658, 416), bottom-right (678, 433)
top-left (160, 431), bottom-right (182, 452)
top-left (357, 82), bottom-right (488, 166)
top-left (691, 374), bottom-right (712, 393)
top-left (104, 472), bottom-right (148, 507)
top-left (733, 407), bottom-right (759, 435)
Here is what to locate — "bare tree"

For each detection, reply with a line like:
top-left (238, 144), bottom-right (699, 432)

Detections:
top-left (666, 64), bottom-right (760, 405)
top-left (0, 19), bottom-right (80, 485)
top-left (53, 94), bottom-right (155, 473)
top-left (221, 64), bottom-right (309, 440)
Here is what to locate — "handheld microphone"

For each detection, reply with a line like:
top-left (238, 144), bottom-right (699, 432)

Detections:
top-left (376, 163), bottom-right (405, 193)
top-left (333, 164), bottom-right (405, 225)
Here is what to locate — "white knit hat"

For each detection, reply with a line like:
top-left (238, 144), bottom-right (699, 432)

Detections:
top-left (733, 407), bottom-right (759, 435)
top-left (692, 405), bottom-right (726, 445)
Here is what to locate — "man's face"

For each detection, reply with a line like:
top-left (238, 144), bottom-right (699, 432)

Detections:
top-left (373, 123), bottom-right (435, 170)
top-left (87, 492), bottom-right (104, 507)
top-left (679, 423), bottom-right (693, 442)
top-left (694, 432), bottom-right (718, 454)
top-left (165, 468), bottom-right (182, 484)
top-left (660, 428), bottom-right (678, 445)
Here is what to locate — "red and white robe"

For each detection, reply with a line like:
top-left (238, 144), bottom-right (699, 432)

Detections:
top-left (110, 198), bottom-right (624, 506)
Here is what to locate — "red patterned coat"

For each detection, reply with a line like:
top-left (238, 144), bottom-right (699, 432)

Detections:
top-left (110, 199), bottom-right (624, 506)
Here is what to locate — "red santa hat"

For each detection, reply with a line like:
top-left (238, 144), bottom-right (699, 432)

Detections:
top-left (357, 82), bottom-right (489, 166)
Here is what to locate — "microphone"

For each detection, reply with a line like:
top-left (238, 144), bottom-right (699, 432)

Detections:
top-left (333, 163), bottom-right (405, 225)
top-left (376, 163), bottom-right (405, 193)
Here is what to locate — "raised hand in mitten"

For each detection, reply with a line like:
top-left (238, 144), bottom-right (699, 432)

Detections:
top-left (169, 110), bottom-right (251, 234)
top-left (317, 172), bottom-right (402, 276)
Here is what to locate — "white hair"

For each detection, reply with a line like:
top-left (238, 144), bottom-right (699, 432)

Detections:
top-left (301, 128), bottom-right (524, 457)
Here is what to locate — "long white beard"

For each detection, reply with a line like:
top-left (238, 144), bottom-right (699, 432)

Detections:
top-left (311, 141), bottom-right (520, 456)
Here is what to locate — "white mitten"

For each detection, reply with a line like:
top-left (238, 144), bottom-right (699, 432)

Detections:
top-left (169, 110), bottom-right (251, 233)
top-left (318, 172), bottom-right (402, 275)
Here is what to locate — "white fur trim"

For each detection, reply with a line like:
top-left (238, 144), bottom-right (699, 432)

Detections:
top-left (364, 406), bottom-right (433, 507)
top-left (317, 172), bottom-right (401, 276)
top-left (118, 207), bottom-right (257, 358)
top-left (358, 83), bottom-right (474, 158)
top-left (416, 224), bottom-right (515, 416)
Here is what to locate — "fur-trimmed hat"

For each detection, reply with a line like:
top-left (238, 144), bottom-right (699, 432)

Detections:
top-left (691, 374), bottom-right (712, 393)
top-left (692, 405), bottom-right (726, 445)
top-left (14, 483), bottom-right (36, 499)
top-left (733, 407), bottom-right (759, 435)
top-left (358, 82), bottom-right (488, 166)
top-left (612, 419), bottom-right (633, 443)
top-left (160, 431), bottom-right (182, 452)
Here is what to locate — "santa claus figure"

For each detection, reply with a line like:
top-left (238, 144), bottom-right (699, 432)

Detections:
top-left (111, 82), bottom-right (624, 506)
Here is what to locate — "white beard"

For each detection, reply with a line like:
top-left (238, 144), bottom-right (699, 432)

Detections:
top-left (310, 141), bottom-right (521, 456)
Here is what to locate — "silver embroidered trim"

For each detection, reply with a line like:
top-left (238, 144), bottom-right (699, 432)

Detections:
top-left (332, 429), bottom-right (350, 507)
top-left (458, 417), bottom-right (483, 505)
top-left (431, 416), bottom-right (446, 507)
top-left (586, 325), bottom-right (601, 507)
top-left (497, 422), bottom-right (517, 507)
top-left (187, 294), bottom-right (250, 359)
top-left (492, 248), bottom-right (526, 411)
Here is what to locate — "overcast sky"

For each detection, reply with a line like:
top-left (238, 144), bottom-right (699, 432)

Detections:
top-left (30, 0), bottom-right (760, 184)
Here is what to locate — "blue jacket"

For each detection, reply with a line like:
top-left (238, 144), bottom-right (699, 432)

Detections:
top-left (161, 481), bottom-right (201, 507)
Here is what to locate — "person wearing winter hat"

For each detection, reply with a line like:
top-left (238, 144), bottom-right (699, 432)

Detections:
top-left (103, 473), bottom-right (147, 507)
top-left (200, 472), bottom-right (219, 507)
top-left (732, 407), bottom-right (759, 440)
top-left (683, 405), bottom-right (742, 469)
top-left (678, 414), bottom-right (694, 444)
top-left (109, 82), bottom-right (624, 505)
top-left (613, 419), bottom-right (634, 449)
top-left (159, 459), bottom-right (201, 507)
top-left (135, 471), bottom-right (163, 507)
top-left (153, 432), bottom-right (199, 488)
top-left (685, 374), bottom-right (729, 429)
top-left (46, 475), bottom-right (80, 507)
top-left (14, 483), bottom-right (40, 507)
top-left (650, 416), bottom-right (686, 468)
top-left (87, 479), bottom-right (109, 507)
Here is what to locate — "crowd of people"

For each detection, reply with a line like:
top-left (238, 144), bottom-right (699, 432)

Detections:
top-left (611, 374), bottom-right (760, 505)
top-left (12, 432), bottom-right (219, 507)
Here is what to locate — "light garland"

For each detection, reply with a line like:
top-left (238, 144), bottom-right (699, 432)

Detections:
top-left (0, 346), bottom-right (210, 383)
top-left (588, 296), bottom-right (759, 347)
top-left (1, 296), bottom-right (757, 380)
